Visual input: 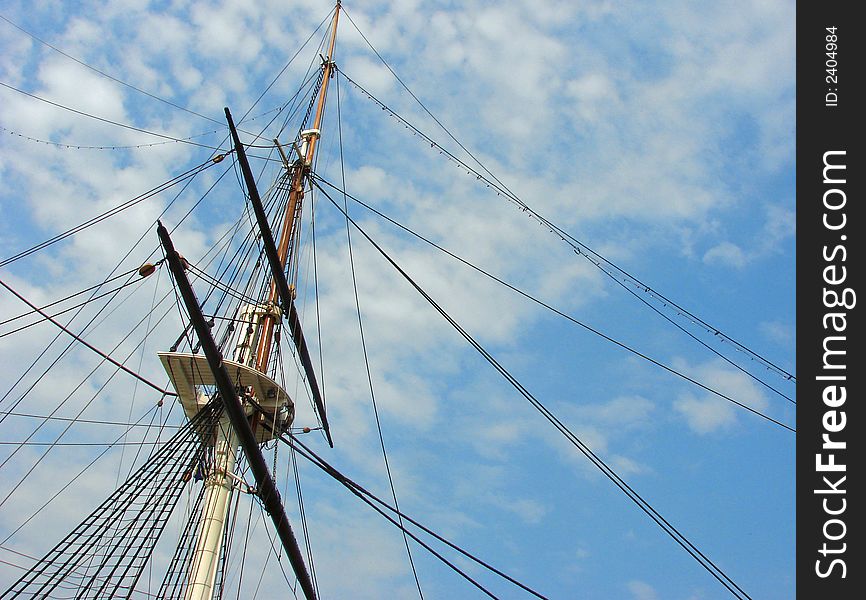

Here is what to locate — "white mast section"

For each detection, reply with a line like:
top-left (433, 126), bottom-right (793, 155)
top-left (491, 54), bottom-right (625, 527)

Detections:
top-left (184, 420), bottom-right (238, 600)
top-left (159, 303), bottom-right (293, 599)
top-left (162, 301), bottom-right (291, 599)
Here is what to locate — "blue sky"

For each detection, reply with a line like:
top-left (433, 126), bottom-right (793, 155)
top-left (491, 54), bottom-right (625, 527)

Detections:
top-left (0, 1), bottom-right (794, 598)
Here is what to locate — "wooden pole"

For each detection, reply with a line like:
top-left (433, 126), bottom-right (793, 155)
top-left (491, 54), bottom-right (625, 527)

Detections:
top-left (254, 2), bottom-right (341, 374)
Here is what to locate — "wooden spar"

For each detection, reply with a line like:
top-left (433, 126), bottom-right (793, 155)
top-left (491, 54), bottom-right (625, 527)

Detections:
top-left (254, 2), bottom-right (341, 374)
top-left (303, 2), bottom-right (341, 165)
top-left (157, 222), bottom-right (317, 600)
top-left (225, 107), bottom-right (333, 447)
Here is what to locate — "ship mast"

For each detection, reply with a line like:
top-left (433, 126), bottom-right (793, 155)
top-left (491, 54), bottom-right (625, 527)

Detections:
top-left (254, 3), bottom-right (341, 375)
top-left (178, 4), bottom-right (341, 599)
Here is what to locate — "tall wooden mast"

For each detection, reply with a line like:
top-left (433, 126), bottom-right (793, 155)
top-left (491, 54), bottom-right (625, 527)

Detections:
top-left (255, 2), bottom-right (341, 374)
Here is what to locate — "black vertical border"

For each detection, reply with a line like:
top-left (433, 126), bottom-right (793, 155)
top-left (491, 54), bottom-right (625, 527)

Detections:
top-left (797, 2), bottom-right (862, 598)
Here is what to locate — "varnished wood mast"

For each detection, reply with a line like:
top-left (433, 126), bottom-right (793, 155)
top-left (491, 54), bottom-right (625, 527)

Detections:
top-left (255, 2), bottom-right (341, 374)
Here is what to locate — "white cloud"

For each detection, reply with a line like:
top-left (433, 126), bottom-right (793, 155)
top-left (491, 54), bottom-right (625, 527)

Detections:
top-left (574, 395), bottom-right (655, 430)
top-left (702, 204), bottom-right (794, 268)
top-left (565, 73), bottom-right (620, 122)
top-left (342, 56), bottom-right (395, 98)
top-left (703, 241), bottom-right (746, 268)
top-left (672, 358), bottom-right (770, 434)
top-left (759, 320), bottom-right (793, 346)
top-left (758, 204), bottom-right (796, 254)
top-left (503, 497), bottom-right (548, 525)
top-left (541, 395), bottom-right (656, 479)
top-left (674, 393), bottom-right (738, 434)
top-left (609, 454), bottom-right (647, 477)
top-left (627, 579), bottom-right (659, 600)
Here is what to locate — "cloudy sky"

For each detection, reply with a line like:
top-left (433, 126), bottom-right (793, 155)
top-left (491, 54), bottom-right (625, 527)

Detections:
top-left (0, 0), bottom-right (795, 598)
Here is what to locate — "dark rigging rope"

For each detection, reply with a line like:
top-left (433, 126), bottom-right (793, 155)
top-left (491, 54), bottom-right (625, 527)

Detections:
top-left (312, 179), bottom-right (755, 600)
top-left (334, 65), bottom-right (425, 599)
top-left (278, 431), bottom-right (548, 599)
top-left (331, 39), bottom-right (794, 385)
top-left (0, 81), bottom-right (227, 150)
top-left (0, 155), bottom-right (225, 268)
top-left (312, 175), bottom-right (794, 434)
top-left (0, 13), bottom-right (232, 130)
top-left (0, 278), bottom-right (175, 397)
